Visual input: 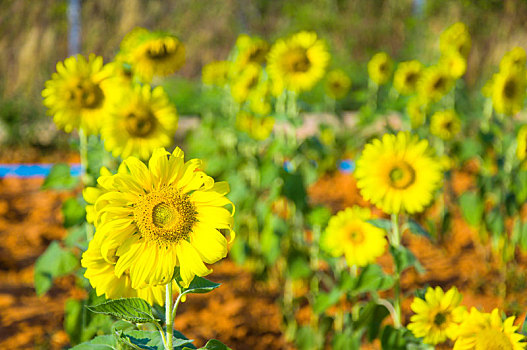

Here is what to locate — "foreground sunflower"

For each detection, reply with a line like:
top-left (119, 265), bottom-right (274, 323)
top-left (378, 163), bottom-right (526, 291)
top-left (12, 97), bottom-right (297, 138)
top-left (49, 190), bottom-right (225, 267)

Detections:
top-left (491, 66), bottom-right (526, 115)
top-left (87, 147), bottom-right (235, 289)
top-left (42, 54), bottom-right (115, 135)
top-left (453, 308), bottom-right (525, 350)
top-left (355, 132), bottom-right (443, 214)
top-left (408, 286), bottom-right (466, 345)
top-left (325, 69), bottom-right (351, 99)
top-left (267, 31), bottom-right (329, 92)
top-left (120, 27), bottom-right (185, 82)
top-left (367, 52), bottom-right (393, 85)
top-left (430, 110), bottom-right (461, 140)
top-left (393, 60), bottom-right (423, 95)
top-left (101, 84), bottom-right (178, 160)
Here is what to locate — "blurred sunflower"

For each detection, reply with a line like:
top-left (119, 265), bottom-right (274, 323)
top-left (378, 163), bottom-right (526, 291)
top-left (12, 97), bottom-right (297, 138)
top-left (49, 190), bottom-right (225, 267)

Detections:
top-left (482, 74), bottom-right (496, 98)
top-left (393, 60), bottom-right (423, 95)
top-left (440, 22), bottom-right (471, 59)
top-left (453, 308), bottom-right (525, 350)
top-left (202, 60), bottom-right (231, 87)
top-left (408, 286), bottom-right (466, 345)
top-left (492, 66), bottom-right (527, 115)
top-left (325, 69), bottom-right (351, 99)
top-left (101, 85), bottom-right (178, 160)
top-left (267, 31), bottom-right (329, 92)
top-left (439, 50), bottom-right (467, 79)
top-left (500, 47), bottom-right (527, 71)
top-left (82, 230), bottom-right (180, 306)
top-left (406, 97), bottom-right (428, 128)
top-left (355, 132), bottom-right (443, 214)
top-left (120, 27), bottom-right (185, 82)
top-left (321, 206), bottom-right (386, 267)
top-left (91, 148), bottom-right (234, 289)
top-left (417, 66), bottom-right (454, 103)
top-left (42, 54), bottom-right (115, 135)
top-left (233, 34), bottom-right (269, 68)
top-left (367, 52), bottom-right (393, 85)
top-left (430, 110), bottom-right (461, 140)
top-left (517, 125), bottom-right (527, 161)
top-left (230, 64), bottom-right (262, 103)
top-left (236, 111), bottom-right (274, 140)
top-left (248, 81), bottom-right (272, 115)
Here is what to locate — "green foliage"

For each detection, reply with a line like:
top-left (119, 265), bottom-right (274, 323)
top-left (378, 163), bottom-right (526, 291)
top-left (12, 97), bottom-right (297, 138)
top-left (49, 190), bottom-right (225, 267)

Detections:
top-left (406, 219), bottom-right (432, 239)
top-left (70, 335), bottom-right (116, 350)
top-left (389, 245), bottom-right (425, 275)
top-left (178, 276), bottom-right (221, 296)
top-left (41, 163), bottom-right (79, 190)
top-left (353, 264), bottom-right (395, 294)
top-left (87, 298), bottom-right (160, 324)
top-left (185, 339), bottom-right (231, 350)
top-left (62, 197), bottom-right (86, 228)
top-left (459, 191), bottom-right (485, 227)
top-left (34, 241), bottom-right (78, 295)
top-left (367, 218), bottom-right (392, 232)
top-left (118, 330), bottom-right (194, 350)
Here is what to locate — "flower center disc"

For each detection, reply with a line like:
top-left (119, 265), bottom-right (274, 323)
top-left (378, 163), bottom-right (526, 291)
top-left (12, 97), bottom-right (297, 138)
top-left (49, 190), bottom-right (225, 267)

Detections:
top-left (504, 79), bottom-right (517, 99)
top-left (68, 80), bottom-right (104, 109)
top-left (389, 161), bottom-right (416, 189)
top-left (475, 329), bottom-right (513, 350)
top-left (284, 48), bottom-right (311, 73)
top-left (433, 312), bottom-right (447, 327)
top-left (125, 110), bottom-right (156, 137)
top-left (134, 188), bottom-right (196, 245)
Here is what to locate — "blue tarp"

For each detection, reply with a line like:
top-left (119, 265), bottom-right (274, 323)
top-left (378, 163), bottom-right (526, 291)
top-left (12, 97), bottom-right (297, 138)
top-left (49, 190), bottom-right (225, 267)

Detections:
top-left (0, 164), bottom-right (81, 178)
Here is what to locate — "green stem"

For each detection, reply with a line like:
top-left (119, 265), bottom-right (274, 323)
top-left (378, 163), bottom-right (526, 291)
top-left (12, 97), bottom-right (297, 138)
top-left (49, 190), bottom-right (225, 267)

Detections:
top-left (79, 128), bottom-right (94, 241)
top-left (165, 281), bottom-right (174, 350)
top-left (391, 213), bottom-right (402, 328)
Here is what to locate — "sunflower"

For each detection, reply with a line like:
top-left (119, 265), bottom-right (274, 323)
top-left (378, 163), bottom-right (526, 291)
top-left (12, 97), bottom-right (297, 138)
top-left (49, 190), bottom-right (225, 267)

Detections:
top-left (90, 148), bottom-right (234, 289)
top-left (491, 66), bottom-right (527, 115)
top-left (517, 125), bottom-right (527, 161)
top-left (408, 286), bottom-right (466, 345)
top-left (248, 81), bottom-right (272, 115)
top-left (482, 74), bottom-right (496, 98)
top-left (235, 111), bottom-right (274, 140)
top-left (101, 84), bottom-right (178, 160)
top-left (500, 47), bottom-right (527, 71)
top-left (440, 22), bottom-right (471, 59)
top-left (84, 166), bottom-right (114, 227)
top-left (439, 50), bottom-right (467, 79)
top-left (453, 308), bottom-right (525, 350)
top-left (406, 97), bottom-right (428, 128)
top-left (321, 206), bottom-right (386, 267)
top-left (81, 231), bottom-right (179, 306)
top-left (367, 52), bottom-right (393, 86)
top-left (267, 31), bottom-right (330, 92)
top-left (393, 60), bottom-right (423, 95)
top-left (417, 66), bottom-right (455, 103)
top-left (430, 110), bottom-right (461, 140)
top-left (42, 54), bottom-right (115, 135)
top-left (119, 27), bottom-right (185, 82)
top-left (355, 132), bottom-right (443, 214)
top-left (325, 69), bottom-right (351, 99)
top-left (230, 64), bottom-right (262, 103)
top-left (202, 60), bottom-right (231, 87)
top-left (233, 34), bottom-right (269, 69)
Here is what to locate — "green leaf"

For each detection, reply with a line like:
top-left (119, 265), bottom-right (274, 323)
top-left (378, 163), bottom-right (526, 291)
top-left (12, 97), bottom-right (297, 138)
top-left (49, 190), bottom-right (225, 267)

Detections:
top-left (407, 219), bottom-right (431, 239)
top-left (522, 313), bottom-right (527, 335)
top-left (190, 339), bottom-right (231, 350)
top-left (353, 264), bottom-right (394, 294)
top-left (41, 163), bottom-right (79, 190)
top-left (34, 241), bottom-right (78, 295)
top-left (313, 289), bottom-right (343, 314)
top-left (459, 192), bottom-right (484, 227)
top-left (355, 301), bottom-right (390, 341)
top-left (389, 246), bottom-right (425, 275)
top-left (62, 197), bottom-right (86, 228)
top-left (87, 298), bottom-right (159, 324)
top-left (70, 335), bottom-right (116, 350)
top-left (332, 329), bottom-right (360, 350)
top-left (119, 330), bottom-right (194, 350)
top-left (367, 218), bottom-right (392, 232)
top-left (180, 276), bottom-right (221, 296)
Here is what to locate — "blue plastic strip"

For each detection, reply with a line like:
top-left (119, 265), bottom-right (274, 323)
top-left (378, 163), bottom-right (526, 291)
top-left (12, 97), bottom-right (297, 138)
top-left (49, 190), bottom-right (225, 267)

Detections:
top-left (338, 159), bottom-right (355, 173)
top-left (0, 164), bottom-right (82, 178)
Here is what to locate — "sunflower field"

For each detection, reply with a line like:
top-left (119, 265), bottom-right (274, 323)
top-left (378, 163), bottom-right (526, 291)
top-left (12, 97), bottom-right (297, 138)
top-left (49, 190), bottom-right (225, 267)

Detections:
top-left (3, 1), bottom-right (527, 349)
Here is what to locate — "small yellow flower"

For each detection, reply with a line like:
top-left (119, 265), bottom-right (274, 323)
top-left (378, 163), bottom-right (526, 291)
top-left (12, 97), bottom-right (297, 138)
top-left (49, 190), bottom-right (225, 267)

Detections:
top-left (325, 69), bottom-right (351, 99)
top-left (233, 34), bottom-right (269, 69)
top-left (230, 64), bottom-right (262, 103)
top-left (417, 66), bottom-right (455, 103)
top-left (85, 147), bottom-right (235, 288)
top-left (492, 66), bottom-right (526, 115)
top-left (368, 52), bottom-right (393, 85)
top-left (393, 60), bottom-right (423, 95)
top-left (408, 286), bottom-right (467, 345)
top-left (119, 27), bottom-right (185, 82)
top-left (321, 206), bottom-right (386, 267)
top-left (267, 31), bottom-right (330, 92)
top-left (439, 50), bottom-right (467, 79)
top-left (406, 97), bottom-right (428, 129)
top-left (430, 110), bottom-right (461, 140)
top-left (440, 22), bottom-right (471, 59)
top-left (500, 47), bottom-right (527, 72)
top-left (453, 308), bottom-right (525, 350)
top-left (202, 60), bottom-right (231, 87)
top-left (101, 84), bottom-right (178, 160)
top-left (517, 125), bottom-right (527, 161)
top-left (248, 81), bottom-right (272, 115)
top-left (42, 54), bottom-right (115, 134)
top-left (355, 132), bottom-right (443, 214)
top-left (236, 111), bottom-right (274, 140)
